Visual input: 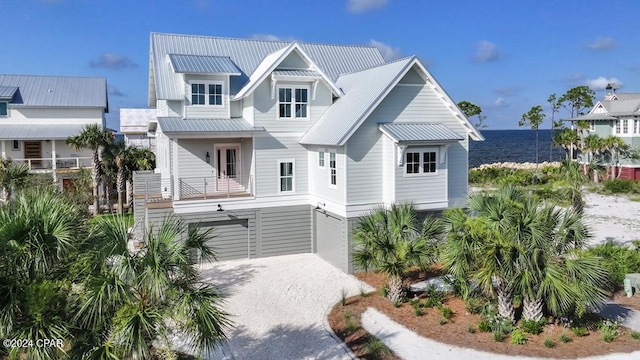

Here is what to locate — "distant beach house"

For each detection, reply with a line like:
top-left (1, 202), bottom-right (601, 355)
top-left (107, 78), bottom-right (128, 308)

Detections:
top-left (120, 108), bottom-right (156, 150)
top-left (133, 32), bottom-right (483, 272)
top-left (0, 74), bottom-right (108, 188)
top-left (567, 87), bottom-right (640, 180)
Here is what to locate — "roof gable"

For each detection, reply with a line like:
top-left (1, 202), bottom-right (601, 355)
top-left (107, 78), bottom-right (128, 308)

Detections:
top-left (0, 75), bottom-right (108, 108)
top-left (299, 57), bottom-right (482, 146)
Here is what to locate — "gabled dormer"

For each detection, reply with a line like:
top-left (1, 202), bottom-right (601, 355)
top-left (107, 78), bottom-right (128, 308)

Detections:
top-left (168, 54), bottom-right (243, 119)
top-left (0, 86), bottom-right (18, 117)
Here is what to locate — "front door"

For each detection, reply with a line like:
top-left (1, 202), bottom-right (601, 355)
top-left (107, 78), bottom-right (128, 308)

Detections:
top-left (216, 145), bottom-right (241, 192)
top-left (24, 141), bottom-right (42, 168)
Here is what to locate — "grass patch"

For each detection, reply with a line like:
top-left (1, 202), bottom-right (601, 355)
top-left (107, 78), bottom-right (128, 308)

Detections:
top-left (510, 329), bottom-right (528, 345)
top-left (363, 337), bottom-right (392, 359)
top-left (438, 305), bottom-right (454, 320)
top-left (544, 338), bottom-right (556, 348)
top-left (521, 319), bottom-right (544, 335)
top-left (572, 327), bottom-right (589, 337)
top-left (631, 331), bottom-right (640, 340)
top-left (493, 331), bottom-right (506, 342)
top-left (559, 333), bottom-right (572, 343)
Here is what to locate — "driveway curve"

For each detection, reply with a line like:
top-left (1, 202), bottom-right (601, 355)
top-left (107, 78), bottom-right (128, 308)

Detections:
top-left (196, 254), bottom-right (373, 360)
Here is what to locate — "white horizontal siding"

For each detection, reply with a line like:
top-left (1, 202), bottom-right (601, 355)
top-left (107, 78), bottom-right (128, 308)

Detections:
top-left (395, 146), bottom-right (447, 204)
top-left (230, 100), bottom-right (242, 118)
top-left (177, 137), bottom-right (252, 184)
top-left (4, 108), bottom-right (103, 125)
top-left (448, 139), bottom-right (468, 208)
top-left (346, 123), bottom-right (382, 204)
top-left (308, 146), bottom-right (346, 204)
top-left (255, 135), bottom-right (308, 196)
top-left (183, 74), bottom-right (229, 119)
top-left (253, 80), bottom-right (331, 132)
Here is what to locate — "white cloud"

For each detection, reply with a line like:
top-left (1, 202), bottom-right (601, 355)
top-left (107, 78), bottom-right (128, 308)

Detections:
top-left (586, 36), bottom-right (617, 51)
top-left (473, 40), bottom-right (501, 63)
top-left (494, 97), bottom-right (509, 108)
top-left (493, 86), bottom-right (522, 97)
top-left (108, 85), bottom-right (125, 97)
top-left (250, 34), bottom-right (297, 42)
top-left (89, 53), bottom-right (137, 70)
top-left (369, 39), bottom-right (402, 61)
top-left (347, 0), bottom-right (387, 13)
top-left (564, 73), bottom-right (584, 83)
top-left (585, 76), bottom-right (623, 90)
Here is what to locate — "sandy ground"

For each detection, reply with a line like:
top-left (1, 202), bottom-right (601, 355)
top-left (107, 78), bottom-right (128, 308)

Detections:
top-left (186, 254), bottom-right (373, 360)
top-left (582, 193), bottom-right (640, 246)
top-left (362, 308), bottom-right (640, 360)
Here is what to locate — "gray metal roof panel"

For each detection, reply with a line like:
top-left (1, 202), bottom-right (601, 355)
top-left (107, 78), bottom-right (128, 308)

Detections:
top-left (299, 57), bottom-right (415, 146)
top-left (567, 113), bottom-right (618, 121)
top-left (0, 75), bottom-right (107, 108)
top-left (120, 108), bottom-right (157, 133)
top-left (0, 86), bottom-right (18, 100)
top-left (379, 123), bottom-right (464, 142)
top-left (272, 70), bottom-right (321, 78)
top-left (612, 93), bottom-right (640, 100)
top-left (0, 124), bottom-right (87, 140)
top-left (168, 54), bottom-right (241, 75)
top-left (150, 33), bottom-right (385, 101)
top-left (157, 117), bottom-right (265, 133)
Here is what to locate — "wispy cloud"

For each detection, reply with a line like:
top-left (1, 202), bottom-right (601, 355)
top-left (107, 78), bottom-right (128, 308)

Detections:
top-left (194, 0), bottom-right (210, 10)
top-left (250, 34), bottom-right (297, 42)
top-left (108, 85), bottom-right (125, 97)
top-left (586, 36), bottom-right (617, 51)
top-left (493, 97), bottom-right (509, 108)
top-left (89, 53), bottom-right (137, 70)
top-left (369, 39), bottom-right (402, 61)
top-left (564, 73), bottom-right (585, 83)
top-left (493, 86), bottom-right (522, 97)
top-left (585, 76), bottom-right (623, 90)
top-left (347, 0), bottom-right (387, 13)
top-left (472, 40), bottom-right (501, 63)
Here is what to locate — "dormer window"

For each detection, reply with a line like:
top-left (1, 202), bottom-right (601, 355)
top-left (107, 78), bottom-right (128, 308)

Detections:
top-left (278, 86), bottom-right (308, 119)
top-left (190, 81), bottom-right (224, 106)
top-left (0, 102), bottom-right (8, 117)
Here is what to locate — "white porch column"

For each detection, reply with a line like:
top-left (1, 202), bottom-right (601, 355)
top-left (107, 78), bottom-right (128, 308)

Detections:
top-left (1, 140), bottom-right (5, 159)
top-left (51, 140), bottom-right (57, 184)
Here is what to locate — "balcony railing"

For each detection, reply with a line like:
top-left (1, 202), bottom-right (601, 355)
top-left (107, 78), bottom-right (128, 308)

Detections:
top-left (178, 175), bottom-right (254, 199)
top-left (12, 157), bottom-right (93, 171)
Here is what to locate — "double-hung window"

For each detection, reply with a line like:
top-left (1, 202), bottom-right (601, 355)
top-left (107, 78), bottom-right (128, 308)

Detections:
top-left (279, 86), bottom-right (308, 119)
top-left (191, 82), bottom-right (223, 106)
top-left (622, 119), bottom-right (629, 134)
top-left (279, 160), bottom-right (294, 193)
top-left (635, 120), bottom-right (640, 134)
top-left (318, 149), bottom-right (325, 168)
top-left (12, 140), bottom-right (19, 151)
top-left (329, 152), bottom-right (337, 186)
top-left (615, 120), bottom-right (621, 134)
top-left (405, 150), bottom-right (438, 175)
top-left (0, 102), bottom-right (8, 116)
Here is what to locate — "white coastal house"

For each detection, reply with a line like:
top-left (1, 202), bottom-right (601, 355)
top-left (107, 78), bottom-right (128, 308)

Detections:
top-left (120, 108), bottom-right (157, 150)
top-left (0, 74), bottom-right (108, 188)
top-left (134, 32), bottom-right (483, 272)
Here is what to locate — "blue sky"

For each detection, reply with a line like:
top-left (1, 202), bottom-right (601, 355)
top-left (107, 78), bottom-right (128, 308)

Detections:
top-left (2, 0), bottom-right (639, 130)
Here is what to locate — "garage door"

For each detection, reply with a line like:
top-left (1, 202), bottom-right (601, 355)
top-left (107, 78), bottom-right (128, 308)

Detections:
top-left (315, 210), bottom-right (346, 272)
top-left (200, 219), bottom-right (249, 261)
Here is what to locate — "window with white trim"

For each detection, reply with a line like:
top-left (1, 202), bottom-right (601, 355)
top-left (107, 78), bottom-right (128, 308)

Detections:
top-left (622, 119), bottom-right (629, 134)
top-left (318, 149), bottom-right (325, 168)
top-left (635, 120), bottom-right (640, 134)
top-left (278, 86), bottom-right (308, 119)
top-left (405, 150), bottom-right (438, 175)
top-left (329, 151), bottom-right (337, 186)
top-left (0, 102), bottom-right (7, 117)
top-left (615, 120), bottom-right (621, 134)
top-left (191, 82), bottom-right (224, 106)
top-left (12, 140), bottom-right (19, 151)
top-left (278, 160), bottom-right (294, 193)
top-left (589, 121), bottom-right (595, 132)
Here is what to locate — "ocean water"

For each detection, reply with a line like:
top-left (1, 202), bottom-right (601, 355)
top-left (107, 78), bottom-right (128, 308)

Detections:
top-left (468, 129), bottom-right (565, 168)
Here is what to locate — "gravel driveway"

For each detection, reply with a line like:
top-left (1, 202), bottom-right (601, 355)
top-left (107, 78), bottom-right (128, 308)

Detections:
top-left (197, 254), bottom-right (373, 360)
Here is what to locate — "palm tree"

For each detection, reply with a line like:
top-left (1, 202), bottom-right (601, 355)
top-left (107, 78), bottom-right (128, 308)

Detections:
top-left (352, 203), bottom-right (444, 303)
top-left (102, 140), bottom-right (129, 215)
top-left (66, 124), bottom-right (114, 216)
top-left (0, 190), bottom-right (87, 360)
top-left (558, 159), bottom-right (587, 214)
top-left (0, 157), bottom-right (30, 202)
top-left (584, 134), bottom-right (604, 182)
top-left (601, 135), bottom-right (627, 179)
top-left (575, 120), bottom-right (591, 174)
top-left (71, 215), bottom-right (230, 358)
top-left (553, 128), bottom-right (578, 160)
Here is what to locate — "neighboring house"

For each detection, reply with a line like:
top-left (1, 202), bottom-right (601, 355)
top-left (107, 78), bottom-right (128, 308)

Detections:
top-left (134, 32), bottom-right (483, 273)
top-left (0, 74), bottom-right (108, 188)
top-left (567, 89), bottom-right (640, 180)
top-left (120, 108), bottom-right (157, 150)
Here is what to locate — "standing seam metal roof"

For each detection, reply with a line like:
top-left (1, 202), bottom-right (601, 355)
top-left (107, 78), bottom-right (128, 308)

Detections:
top-left (0, 75), bottom-right (107, 108)
top-left (271, 70), bottom-right (321, 78)
top-left (0, 124), bottom-right (87, 140)
top-left (120, 108), bottom-right (157, 133)
top-left (0, 86), bottom-right (18, 99)
top-left (150, 33), bottom-right (385, 101)
top-left (379, 123), bottom-right (464, 142)
top-left (168, 54), bottom-right (241, 75)
top-left (157, 117), bottom-right (265, 133)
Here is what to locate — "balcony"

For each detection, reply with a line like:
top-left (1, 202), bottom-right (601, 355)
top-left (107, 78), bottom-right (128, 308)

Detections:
top-left (178, 175), bottom-right (254, 200)
top-left (12, 157), bottom-right (93, 172)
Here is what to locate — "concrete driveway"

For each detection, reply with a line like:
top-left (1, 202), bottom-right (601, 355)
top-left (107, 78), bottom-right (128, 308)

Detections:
top-left (195, 254), bottom-right (373, 360)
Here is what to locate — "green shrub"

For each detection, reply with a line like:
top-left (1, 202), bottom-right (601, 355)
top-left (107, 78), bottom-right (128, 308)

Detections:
top-left (413, 307), bottom-right (424, 317)
top-left (465, 297), bottom-right (485, 314)
top-left (544, 338), bottom-right (556, 348)
top-left (600, 320), bottom-right (619, 342)
top-left (424, 285), bottom-right (444, 307)
top-left (477, 320), bottom-right (492, 332)
top-left (584, 242), bottom-right (640, 284)
top-left (559, 333), bottom-right (572, 343)
top-left (493, 331), bottom-right (506, 342)
top-left (340, 288), bottom-right (348, 306)
top-left (439, 305), bottom-right (454, 320)
top-left (572, 327), bottom-right (589, 337)
top-left (364, 337), bottom-right (391, 359)
top-left (467, 325), bottom-right (476, 334)
top-left (603, 179), bottom-right (638, 194)
top-left (510, 329), bottom-right (528, 345)
top-left (439, 317), bottom-right (448, 325)
top-left (521, 319), bottom-right (544, 335)
top-left (631, 331), bottom-right (640, 340)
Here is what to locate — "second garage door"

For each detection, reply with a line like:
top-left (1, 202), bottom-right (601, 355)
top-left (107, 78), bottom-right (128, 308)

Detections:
top-left (315, 210), bottom-right (347, 272)
top-left (200, 219), bottom-right (250, 261)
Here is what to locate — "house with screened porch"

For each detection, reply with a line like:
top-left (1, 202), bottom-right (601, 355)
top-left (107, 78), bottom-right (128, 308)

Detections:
top-left (134, 32), bottom-right (483, 273)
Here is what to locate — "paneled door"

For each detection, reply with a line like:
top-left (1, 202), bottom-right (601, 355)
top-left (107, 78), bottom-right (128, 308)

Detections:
top-left (216, 145), bottom-right (241, 193)
top-left (24, 141), bottom-right (42, 168)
